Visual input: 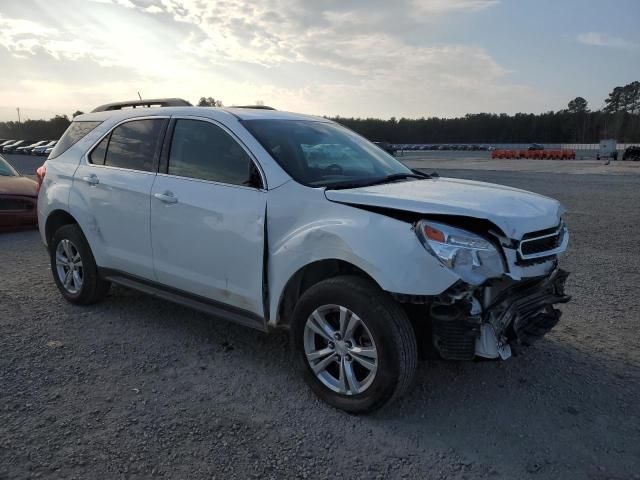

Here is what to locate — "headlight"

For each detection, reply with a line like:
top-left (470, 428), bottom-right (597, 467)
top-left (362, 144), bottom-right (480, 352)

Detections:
top-left (415, 220), bottom-right (505, 285)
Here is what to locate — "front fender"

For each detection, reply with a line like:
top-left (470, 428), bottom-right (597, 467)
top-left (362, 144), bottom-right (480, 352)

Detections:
top-left (266, 182), bottom-right (459, 324)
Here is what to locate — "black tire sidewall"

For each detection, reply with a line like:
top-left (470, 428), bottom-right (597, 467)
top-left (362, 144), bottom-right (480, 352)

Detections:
top-left (291, 277), bottom-right (406, 413)
top-left (49, 224), bottom-right (102, 305)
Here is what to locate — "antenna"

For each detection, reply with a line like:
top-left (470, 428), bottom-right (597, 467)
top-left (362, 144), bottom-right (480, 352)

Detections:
top-left (137, 91), bottom-right (143, 101)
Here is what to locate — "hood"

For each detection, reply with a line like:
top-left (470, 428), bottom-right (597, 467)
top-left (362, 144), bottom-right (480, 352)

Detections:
top-left (0, 176), bottom-right (38, 197)
top-left (324, 177), bottom-right (564, 239)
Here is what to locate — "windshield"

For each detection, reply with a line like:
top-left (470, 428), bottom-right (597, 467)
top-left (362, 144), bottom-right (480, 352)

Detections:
top-left (0, 155), bottom-right (18, 176)
top-left (243, 120), bottom-right (412, 188)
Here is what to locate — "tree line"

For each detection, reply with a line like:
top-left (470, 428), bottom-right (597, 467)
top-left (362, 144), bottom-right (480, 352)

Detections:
top-left (332, 81), bottom-right (640, 144)
top-left (1, 83), bottom-right (638, 143)
top-left (332, 110), bottom-right (640, 144)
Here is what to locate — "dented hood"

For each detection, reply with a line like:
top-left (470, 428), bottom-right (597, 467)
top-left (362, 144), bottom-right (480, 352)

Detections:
top-left (324, 177), bottom-right (564, 239)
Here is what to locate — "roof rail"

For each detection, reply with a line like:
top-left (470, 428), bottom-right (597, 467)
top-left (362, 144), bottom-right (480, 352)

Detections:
top-left (92, 98), bottom-right (192, 112)
top-left (232, 105), bottom-right (276, 110)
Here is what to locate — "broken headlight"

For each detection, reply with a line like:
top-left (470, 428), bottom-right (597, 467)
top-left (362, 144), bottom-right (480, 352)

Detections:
top-left (415, 220), bottom-right (505, 285)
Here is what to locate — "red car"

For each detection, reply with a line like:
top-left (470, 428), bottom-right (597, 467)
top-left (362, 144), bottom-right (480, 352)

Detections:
top-left (0, 155), bottom-right (38, 231)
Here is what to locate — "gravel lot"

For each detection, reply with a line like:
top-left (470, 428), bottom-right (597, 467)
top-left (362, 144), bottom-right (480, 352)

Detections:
top-left (1, 163), bottom-right (639, 479)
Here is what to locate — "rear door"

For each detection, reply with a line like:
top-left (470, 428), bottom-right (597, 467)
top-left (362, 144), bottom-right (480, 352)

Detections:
top-left (71, 117), bottom-right (168, 280)
top-left (150, 117), bottom-right (267, 318)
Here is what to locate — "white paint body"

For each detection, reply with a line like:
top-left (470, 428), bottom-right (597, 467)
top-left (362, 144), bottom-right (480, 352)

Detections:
top-left (38, 106), bottom-right (567, 329)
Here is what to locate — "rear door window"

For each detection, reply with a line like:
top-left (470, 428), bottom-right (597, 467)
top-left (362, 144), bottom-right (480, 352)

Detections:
top-left (89, 135), bottom-right (109, 166)
top-left (49, 121), bottom-right (102, 159)
top-left (101, 119), bottom-right (166, 172)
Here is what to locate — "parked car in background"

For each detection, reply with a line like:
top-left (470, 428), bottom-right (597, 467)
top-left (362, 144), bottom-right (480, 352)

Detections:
top-left (0, 154), bottom-right (38, 231)
top-left (528, 144), bottom-right (545, 151)
top-left (2, 140), bottom-right (22, 153)
top-left (3, 140), bottom-right (36, 154)
top-left (38, 99), bottom-right (570, 413)
top-left (0, 139), bottom-right (16, 150)
top-left (622, 146), bottom-right (640, 161)
top-left (16, 140), bottom-right (50, 154)
top-left (372, 141), bottom-right (397, 156)
top-left (33, 140), bottom-right (58, 155)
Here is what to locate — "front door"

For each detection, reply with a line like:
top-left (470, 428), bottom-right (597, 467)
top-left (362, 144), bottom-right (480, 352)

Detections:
top-left (150, 117), bottom-right (266, 317)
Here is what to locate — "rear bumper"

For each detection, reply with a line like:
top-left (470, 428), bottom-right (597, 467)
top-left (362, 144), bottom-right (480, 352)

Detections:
top-left (0, 211), bottom-right (38, 231)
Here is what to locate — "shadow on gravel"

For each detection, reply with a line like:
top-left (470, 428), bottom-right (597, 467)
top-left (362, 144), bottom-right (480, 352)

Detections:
top-left (98, 284), bottom-right (640, 475)
top-left (369, 339), bottom-right (639, 477)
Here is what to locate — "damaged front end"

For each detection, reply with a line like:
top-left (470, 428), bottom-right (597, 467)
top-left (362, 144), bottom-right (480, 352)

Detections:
top-left (411, 218), bottom-right (571, 361)
top-left (429, 269), bottom-right (570, 361)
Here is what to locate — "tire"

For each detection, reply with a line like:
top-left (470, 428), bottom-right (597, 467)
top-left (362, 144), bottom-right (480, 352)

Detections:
top-left (290, 275), bottom-right (417, 413)
top-left (49, 224), bottom-right (110, 305)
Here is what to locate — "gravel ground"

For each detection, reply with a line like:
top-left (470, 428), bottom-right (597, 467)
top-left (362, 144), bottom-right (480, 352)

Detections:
top-left (1, 168), bottom-right (639, 479)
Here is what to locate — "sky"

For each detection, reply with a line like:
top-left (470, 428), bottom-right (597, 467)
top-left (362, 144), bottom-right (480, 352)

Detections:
top-left (0, 0), bottom-right (639, 121)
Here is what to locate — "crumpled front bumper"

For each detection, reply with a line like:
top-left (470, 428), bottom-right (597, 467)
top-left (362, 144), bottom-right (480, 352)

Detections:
top-left (430, 269), bottom-right (570, 361)
top-left (485, 268), bottom-right (570, 346)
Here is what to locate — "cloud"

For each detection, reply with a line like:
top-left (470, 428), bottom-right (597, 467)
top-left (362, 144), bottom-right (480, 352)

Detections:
top-left (0, 0), bottom-right (549, 120)
top-left (0, 13), bottom-right (109, 62)
top-left (577, 32), bottom-right (637, 49)
top-left (144, 5), bottom-right (163, 14)
top-left (413, 0), bottom-right (499, 13)
top-left (89, 0), bottom-right (136, 8)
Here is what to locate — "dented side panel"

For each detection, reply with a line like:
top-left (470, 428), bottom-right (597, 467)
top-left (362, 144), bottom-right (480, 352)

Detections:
top-left (266, 181), bottom-right (460, 326)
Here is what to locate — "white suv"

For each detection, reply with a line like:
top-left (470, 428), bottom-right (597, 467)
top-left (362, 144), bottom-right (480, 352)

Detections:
top-left (37, 98), bottom-right (570, 412)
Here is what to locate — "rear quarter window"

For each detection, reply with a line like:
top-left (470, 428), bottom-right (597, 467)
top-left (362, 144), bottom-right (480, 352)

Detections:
top-left (48, 121), bottom-right (102, 159)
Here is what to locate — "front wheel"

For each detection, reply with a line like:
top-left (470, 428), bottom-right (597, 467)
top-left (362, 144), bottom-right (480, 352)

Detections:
top-left (290, 276), bottom-right (417, 413)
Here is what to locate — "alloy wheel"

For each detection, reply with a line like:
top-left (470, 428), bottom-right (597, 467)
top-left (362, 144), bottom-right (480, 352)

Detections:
top-left (303, 304), bottom-right (378, 395)
top-left (55, 239), bottom-right (84, 294)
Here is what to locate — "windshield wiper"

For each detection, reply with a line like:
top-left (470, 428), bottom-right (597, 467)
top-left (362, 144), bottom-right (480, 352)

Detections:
top-left (411, 169), bottom-right (438, 178)
top-left (325, 172), bottom-right (430, 190)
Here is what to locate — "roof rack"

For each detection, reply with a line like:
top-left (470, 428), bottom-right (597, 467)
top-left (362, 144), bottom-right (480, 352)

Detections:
top-left (92, 98), bottom-right (192, 112)
top-left (232, 105), bottom-right (276, 110)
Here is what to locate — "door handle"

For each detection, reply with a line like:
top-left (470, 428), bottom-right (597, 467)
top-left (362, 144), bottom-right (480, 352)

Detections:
top-left (154, 191), bottom-right (178, 204)
top-left (82, 174), bottom-right (99, 186)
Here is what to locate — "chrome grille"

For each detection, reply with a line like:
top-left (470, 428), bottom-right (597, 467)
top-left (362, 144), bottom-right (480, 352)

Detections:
top-left (518, 224), bottom-right (567, 260)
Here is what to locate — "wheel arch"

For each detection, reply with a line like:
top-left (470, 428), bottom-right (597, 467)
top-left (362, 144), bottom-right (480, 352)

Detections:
top-left (45, 209), bottom-right (81, 246)
top-left (274, 258), bottom-right (381, 329)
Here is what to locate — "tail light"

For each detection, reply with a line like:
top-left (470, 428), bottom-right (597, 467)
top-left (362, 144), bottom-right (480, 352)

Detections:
top-left (36, 164), bottom-right (46, 193)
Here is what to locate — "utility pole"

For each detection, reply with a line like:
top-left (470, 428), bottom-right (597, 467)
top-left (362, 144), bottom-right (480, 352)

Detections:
top-left (16, 107), bottom-right (21, 124)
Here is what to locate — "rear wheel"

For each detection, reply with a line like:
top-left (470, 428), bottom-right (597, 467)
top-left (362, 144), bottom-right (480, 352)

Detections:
top-left (50, 224), bottom-right (110, 305)
top-left (290, 275), bottom-right (417, 413)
